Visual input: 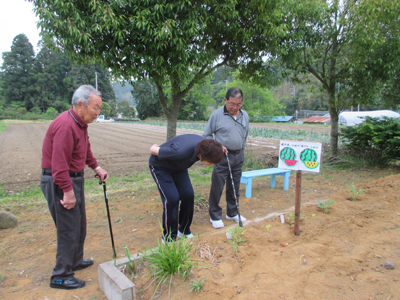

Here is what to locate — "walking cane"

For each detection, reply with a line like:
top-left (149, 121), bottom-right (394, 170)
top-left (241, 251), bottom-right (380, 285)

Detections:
top-left (225, 153), bottom-right (243, 227)
top-left (96, 175), bottom-right (116, 259)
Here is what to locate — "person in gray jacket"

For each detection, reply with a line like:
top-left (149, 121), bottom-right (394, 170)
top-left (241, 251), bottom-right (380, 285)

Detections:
top-left (203, 87), bottom-right (250, 228)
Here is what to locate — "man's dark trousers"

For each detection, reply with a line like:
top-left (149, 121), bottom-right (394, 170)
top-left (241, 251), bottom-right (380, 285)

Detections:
top-left (149, 166), bottom-right (194, 240)
top-left (40, 174), bottom-right (86, 280)
top-left (209, 150), bottom-right (244, 220)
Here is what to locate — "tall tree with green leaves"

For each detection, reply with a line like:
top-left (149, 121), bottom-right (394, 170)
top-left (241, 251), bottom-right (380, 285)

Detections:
top-left (215, 79), bottom-right (284, 121)
top-left (1, 34), bottom-right (36, 110)
top-left (350, 0), bottom-right (400, 108)
top-left (64, 63), bottom-right (116, 104)
top-left (258, 0), bottom-right (400, 156)
top-left (176, 79), bottom-right (214, 121)
top-left (132, 79), bottom-right (163, 120)
top-left (31, 0), bottom-right (285, 140)
top-left (34, 45), bottom-right (71, 112)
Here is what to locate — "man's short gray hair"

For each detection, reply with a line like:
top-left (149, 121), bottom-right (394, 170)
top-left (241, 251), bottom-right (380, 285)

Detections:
top-left (71, 85), bottom-right (101, 107)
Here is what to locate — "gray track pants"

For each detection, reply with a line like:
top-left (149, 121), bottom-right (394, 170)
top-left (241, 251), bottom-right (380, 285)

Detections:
top-left (208, 150), bottom-right (244, 220)
top-left (40, 173), bottom-right (86, 280)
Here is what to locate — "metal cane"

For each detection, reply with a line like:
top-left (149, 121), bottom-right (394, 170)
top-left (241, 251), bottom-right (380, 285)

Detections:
top-left (96, 175), bottom-right (116, 259)
top-left (225, 153), bottom-right (243, 227)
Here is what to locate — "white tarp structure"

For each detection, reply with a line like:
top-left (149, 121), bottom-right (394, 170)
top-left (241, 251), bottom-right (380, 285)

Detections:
top-left (338, 110), bottom-right (400, 126)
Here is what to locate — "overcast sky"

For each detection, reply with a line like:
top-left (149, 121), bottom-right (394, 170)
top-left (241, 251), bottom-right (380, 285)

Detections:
top-left (0, 0), bottom-right (41, 65)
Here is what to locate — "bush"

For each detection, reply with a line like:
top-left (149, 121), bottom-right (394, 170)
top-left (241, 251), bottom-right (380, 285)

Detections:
top-left (45, 107), bottom-right (58, 119)
top-left (340, 117), bottom-right (400, 166)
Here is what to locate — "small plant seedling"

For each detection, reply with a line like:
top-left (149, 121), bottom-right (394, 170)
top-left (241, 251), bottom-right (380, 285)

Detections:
top-left (124, 246), bottom-right (137, 277)
top-left (227, 225), bottom-right (246, 252)
top-left (318, 199), bottom-right (335, 213)
top-left (189, 276), bottom-right (206, 292)
top-left (286, 212), bottom-right (306, 226)
top-left (266, 224), bottom-right (271, 231)
top-left (348, 185), bottom-right (365, 201)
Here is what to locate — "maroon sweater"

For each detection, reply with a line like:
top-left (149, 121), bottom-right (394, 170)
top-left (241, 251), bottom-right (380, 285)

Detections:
top-left (41, 108), bottom-right (99, 192)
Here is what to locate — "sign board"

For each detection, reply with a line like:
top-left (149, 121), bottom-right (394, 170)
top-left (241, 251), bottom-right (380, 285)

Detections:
top-left (278, 140), bottom-right (322, 173)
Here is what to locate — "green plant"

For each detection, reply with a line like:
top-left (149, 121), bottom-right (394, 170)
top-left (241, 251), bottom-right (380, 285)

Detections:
top-left (348, 185), bottom-right (365, 201)
top-left (124, 246), bottom-right (137, 277)
top-left (141, 223), bottom-right (194, 298)
top-left (0, 273), bottom-right (4, 283)
top-left (341, 117), bottom-right (400, 166)
top-left (286, 212), bottom-right (306, 226)
top-left (189, 276), bottom-right (206, 292)
top-left (318, 199), bottom-right (335, 213)
top-left (227, 225), bottom-right (246, 252)
top-left (265, 224), bottom-right (271, 231)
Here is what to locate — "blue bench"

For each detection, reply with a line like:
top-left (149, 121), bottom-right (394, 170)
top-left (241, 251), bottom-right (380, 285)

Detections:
top-left (240, 168), bottom-right (291, 198)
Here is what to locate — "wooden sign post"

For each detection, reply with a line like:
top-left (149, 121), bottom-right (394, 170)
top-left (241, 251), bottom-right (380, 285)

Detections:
top-left (294, 170), bottom-right (302, 236)
top-left (278, 140), bottom-right (322, 236)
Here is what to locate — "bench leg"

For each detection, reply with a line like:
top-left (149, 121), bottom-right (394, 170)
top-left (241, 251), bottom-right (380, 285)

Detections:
top-left (270, 174), bottom-right (276, 188)
top-left (283, 172), bottom-right (290, 190)
top-left (245, 178), bottom-right (253, 198)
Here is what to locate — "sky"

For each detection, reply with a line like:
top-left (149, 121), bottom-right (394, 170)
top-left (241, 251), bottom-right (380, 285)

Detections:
top-left (0, 0), bottom-right (41, 65)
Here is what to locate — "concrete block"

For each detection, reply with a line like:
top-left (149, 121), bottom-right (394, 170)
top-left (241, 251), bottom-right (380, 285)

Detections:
top-left (98, 253), bottom-right (143, 300)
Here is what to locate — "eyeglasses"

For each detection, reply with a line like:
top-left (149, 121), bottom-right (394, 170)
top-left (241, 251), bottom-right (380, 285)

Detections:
top-left (226, 102), bottom-right (242, 108)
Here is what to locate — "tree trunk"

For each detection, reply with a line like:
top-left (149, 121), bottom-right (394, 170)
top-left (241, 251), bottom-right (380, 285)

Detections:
top-left (154, 81), bottom-right (184, 141)
top-left (328, 93), bottom-right (339, 157)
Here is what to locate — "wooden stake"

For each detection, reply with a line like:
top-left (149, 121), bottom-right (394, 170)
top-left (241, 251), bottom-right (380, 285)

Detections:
top-left (294, 170), bottom-right (302, 236)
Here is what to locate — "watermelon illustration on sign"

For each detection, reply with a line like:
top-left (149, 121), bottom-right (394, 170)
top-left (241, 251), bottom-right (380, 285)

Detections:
top-left (300, 148), bottom-right (319, 169)
top-left (280, 147), bottom-right (297, 167)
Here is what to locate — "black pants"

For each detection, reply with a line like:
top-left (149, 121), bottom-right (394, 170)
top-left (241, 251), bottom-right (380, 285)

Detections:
top-left (149, 166), bottom-right (194, 240)
top-left (209, 150), bottom-right (244, 220)
top-left (40, 174), bottom-right (86, 280)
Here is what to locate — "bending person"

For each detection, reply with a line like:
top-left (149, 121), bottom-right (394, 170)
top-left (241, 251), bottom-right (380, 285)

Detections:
top-left (149, 134), bottom-right (224, 242)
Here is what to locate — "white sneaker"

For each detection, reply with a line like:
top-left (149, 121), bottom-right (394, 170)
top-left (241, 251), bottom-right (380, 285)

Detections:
top-left (226, 215), bottom-right (247, 223)
top-left (210, 218), bottom-right (224, 229)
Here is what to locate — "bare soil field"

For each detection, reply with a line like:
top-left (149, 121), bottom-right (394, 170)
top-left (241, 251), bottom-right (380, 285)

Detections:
top-left (1, 121), bottom-right (400, 300)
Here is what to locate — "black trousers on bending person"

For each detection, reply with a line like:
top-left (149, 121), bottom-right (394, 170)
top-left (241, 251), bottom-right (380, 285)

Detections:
top-left (149, 165), bottom-right (194, 240)
top-left (208, 150), bottom-right (244, 221)
top-left (40, 173), bottom-right (86, 280)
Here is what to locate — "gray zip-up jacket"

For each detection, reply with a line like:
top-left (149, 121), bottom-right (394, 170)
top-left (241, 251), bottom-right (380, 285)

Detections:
top-left (203, 106), bottom-right (249, 151)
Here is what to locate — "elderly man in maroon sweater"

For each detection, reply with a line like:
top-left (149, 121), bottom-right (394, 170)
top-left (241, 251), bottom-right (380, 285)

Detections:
top-left (40, 85), bottom-right (108, 290)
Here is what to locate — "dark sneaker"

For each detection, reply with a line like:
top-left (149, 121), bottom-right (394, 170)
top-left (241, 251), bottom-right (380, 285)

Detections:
top-left (50, 276), bottom-right (85, 290)
top-left (73, 259), bottom-right (94, 271)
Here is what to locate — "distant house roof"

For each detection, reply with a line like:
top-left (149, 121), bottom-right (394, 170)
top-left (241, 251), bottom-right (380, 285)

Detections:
top-left (271, 116), bottom-right (294, 122)
top-left (303, 116), bottom-right (331, 124)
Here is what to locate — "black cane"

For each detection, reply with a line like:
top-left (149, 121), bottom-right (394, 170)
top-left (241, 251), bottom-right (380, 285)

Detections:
top-left (96, 175), bottom-right (116, 259)
top-left (225, 153), bottom-right (243, 227)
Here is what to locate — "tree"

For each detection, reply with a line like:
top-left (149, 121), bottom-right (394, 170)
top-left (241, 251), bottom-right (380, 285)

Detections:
top-left (350, 0), bottom-right (400, 108)
top-left (64, 63), bottom-right (116, 105)
top-left (259, 0), bottom-right (400, 156)
top-left (34, 45), bottom-right (71, 112)
top-left (117, 100), bottom-right (135, 118)
top-left (176, 79), bottom-right (214, 121)
top-left (132, 79), bottom-right (163, 120)
top-left (31, 0), bottom-right (285, 140)
top-left (215, 79), bottom-right (284, 122)
top-left (1, 34), bottom-right (36, 110)
top-left (101, 102), bottom-right (111, 117)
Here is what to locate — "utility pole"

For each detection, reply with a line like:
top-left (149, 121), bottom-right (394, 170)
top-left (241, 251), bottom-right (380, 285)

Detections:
top-left (95, 72), bottom-right (98, 90)
top-left (225, 80), bottom-right (228, 91)
top-left (290, 86), bottom-right (296, 98)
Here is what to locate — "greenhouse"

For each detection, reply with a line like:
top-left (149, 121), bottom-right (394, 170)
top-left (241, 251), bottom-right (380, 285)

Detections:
top-left (338, 110), bottom-right (400, 126)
